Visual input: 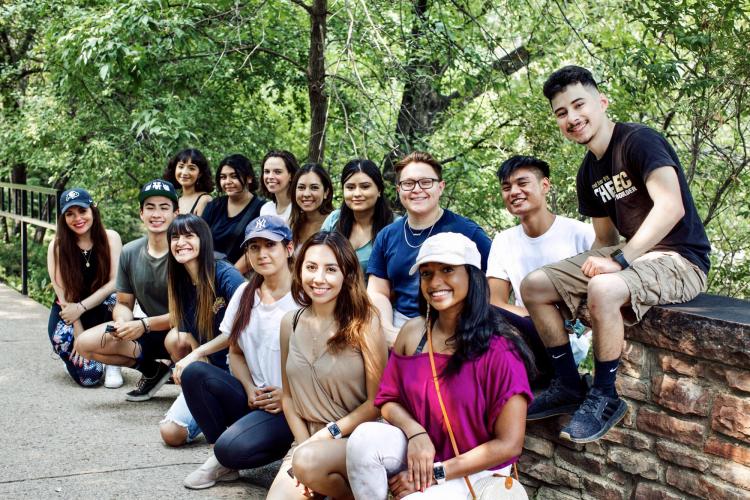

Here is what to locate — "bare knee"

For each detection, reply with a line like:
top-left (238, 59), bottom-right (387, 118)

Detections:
top-left (292, 444), bottom-right (324, 486)
top-left (73, 329), bottom-right (101, 358)
top-left (164, 330), bottom-right (195, 362)
top-left (520, 270), bottom-right (554, 306)
top-left (587, 275), bottom-right (629, 317)
top-left (160, 421), bottom-right (188, 447)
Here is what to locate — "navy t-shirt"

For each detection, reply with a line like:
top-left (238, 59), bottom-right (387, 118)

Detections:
top-left (367, 209), bottom-right (492, 318)
top-left (577, 123), bottom-right (711, 274)
top-left (179, 259), bottom-right (246, 370)
top-left (201, 195), bottom-right (264, 264)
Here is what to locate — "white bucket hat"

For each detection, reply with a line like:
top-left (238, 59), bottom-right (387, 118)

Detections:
top-left (408, 232), bottom-right (481, 275)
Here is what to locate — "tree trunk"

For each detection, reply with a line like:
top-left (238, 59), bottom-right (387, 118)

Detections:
top-left (306, 0), bottom-right (328, 164)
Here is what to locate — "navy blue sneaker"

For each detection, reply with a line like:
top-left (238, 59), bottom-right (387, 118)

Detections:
top-left (559, 388), bottom-right (629, 443)
top-left (527, 377), bottom-right (587, 421)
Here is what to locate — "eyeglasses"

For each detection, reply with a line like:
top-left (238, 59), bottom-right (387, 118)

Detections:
top-left (397, 178), bottom-right (440, 191)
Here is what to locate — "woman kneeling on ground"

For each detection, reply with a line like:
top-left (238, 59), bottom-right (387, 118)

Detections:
top-left (181, 215), bottom-right (298, 489)
top-left (266, 231), bottom-right (388, 500)
top-left (47, 188), bottom-right (123, 388)
top-left (159, 214), bottom-right (246, 447)
top-left (346, 232), bottom-right (534, 499)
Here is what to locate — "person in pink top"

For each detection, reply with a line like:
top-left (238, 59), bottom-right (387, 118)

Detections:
top-left (346, 232), bottom-right (535, 499)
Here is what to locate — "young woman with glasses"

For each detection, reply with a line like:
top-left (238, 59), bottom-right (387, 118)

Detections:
top-left (366, 151), bottom-right (492, 346)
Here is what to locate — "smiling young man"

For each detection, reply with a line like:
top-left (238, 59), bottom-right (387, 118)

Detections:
top-left (520, 66), bottom-right (711, 442)
top-left (75, 179), bottom-right (180, 401)
top-left (486, 155), bottom-right (594, 385)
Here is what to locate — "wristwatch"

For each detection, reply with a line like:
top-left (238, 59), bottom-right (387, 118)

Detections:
top-left (610, 249), bottom-right (630, 270)
top-left (432, 462), bottom-right (446, 485)
top-left (326, 421), bottom-right (342, 439)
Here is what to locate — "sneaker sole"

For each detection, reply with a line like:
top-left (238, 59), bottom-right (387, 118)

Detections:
top-left (184, 471), bottom-right (240, 490)
top-left (124, 370), bottom-right (171, 402)
top-left (104, 379), bottom-right (124, 389)
top-left (527, 403), bottom-right (582, 421)
top-left (559, 400), bottom-right (629, 443)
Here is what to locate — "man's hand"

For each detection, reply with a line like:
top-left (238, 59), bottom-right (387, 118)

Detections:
top-left (581, 255), bottom-right (622, 277)
top-left (113, 320), bottom-right (145, 341)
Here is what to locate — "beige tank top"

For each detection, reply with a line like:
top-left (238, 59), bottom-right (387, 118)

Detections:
top-left (286, 308), bottom-right (367, 435)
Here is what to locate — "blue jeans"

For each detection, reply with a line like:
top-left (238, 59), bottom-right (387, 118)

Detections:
top-left (182, 362), bottom-right (293, 469)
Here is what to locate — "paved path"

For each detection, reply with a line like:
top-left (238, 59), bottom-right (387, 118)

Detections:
top-left (0, 283), bottom-right (274, 499)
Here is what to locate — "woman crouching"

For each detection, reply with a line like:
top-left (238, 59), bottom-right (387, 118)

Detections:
top-left (346, 232), bottom-right (535, 499)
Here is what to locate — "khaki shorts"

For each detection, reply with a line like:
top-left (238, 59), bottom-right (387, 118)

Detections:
top-left (541, 244), bottom-right (707, 326)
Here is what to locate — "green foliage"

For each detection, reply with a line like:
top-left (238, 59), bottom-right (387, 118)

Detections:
top-left (0, 0), bottom-right (748, 298)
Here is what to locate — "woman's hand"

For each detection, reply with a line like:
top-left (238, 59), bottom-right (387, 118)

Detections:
top-left (172, 350), bottom-right (200, 385)
top-left (251, 385), bottom-right (283, 414)
top-left (389, 470), bottom-right (433, 498)
top-left (60, 302), bottom-right (85, 324)
top-left (113, 320), bottom-right (145, 341)
top-left (406, 432), bottom-right (436, 492)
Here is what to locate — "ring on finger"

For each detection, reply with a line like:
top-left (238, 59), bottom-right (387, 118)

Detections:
top-left (268, 393), bottom-right (272, 399)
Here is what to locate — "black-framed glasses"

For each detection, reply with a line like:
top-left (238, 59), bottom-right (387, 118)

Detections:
top-left (397, 178), bottom-right (440, 191)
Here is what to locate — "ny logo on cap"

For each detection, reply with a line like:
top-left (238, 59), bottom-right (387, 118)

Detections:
top-left (254, 218), bottom-right (268, 230)
top-left (66, 191), bottom-right (80, 202)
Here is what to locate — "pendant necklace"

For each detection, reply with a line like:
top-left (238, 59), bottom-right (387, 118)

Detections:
top-left (81, 248), bottom-right (93, 268)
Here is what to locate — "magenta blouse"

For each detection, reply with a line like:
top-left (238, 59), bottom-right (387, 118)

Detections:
top-left (374, 335), bottom-right (532, 469)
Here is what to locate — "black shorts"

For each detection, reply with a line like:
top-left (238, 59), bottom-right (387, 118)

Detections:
top-left (136, 329), bottom-right (170, 361)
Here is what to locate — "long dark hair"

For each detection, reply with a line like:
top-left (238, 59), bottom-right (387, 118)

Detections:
top-left (418, 265), bottom-right (536, 378)
top-left (216, 154), bottom-right (258, 193)
top-left (336, 159), bottom-right (394, 243)
top-left (291, 231), bottom-right (372, 353)
top-left (259, 150), bottom-right (300, 202)
top-left (55, 204), bottom-right (111, 303)
top-left (228, 238), bottom-right (293, 346)
top-left (290, 163), bottom-right (334, 247)
top-left (163, 148), bottom-right (214, 193)
top-left (167, 215), bottom-right (217, 341)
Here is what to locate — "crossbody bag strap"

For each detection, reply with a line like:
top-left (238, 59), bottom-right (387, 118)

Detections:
top-left (426, 317), bottom-right (478, 500)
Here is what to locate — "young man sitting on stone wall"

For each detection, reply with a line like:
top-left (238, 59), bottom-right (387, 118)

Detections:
top-left (521, 66), bottom-right (711, 443)
top-left (487, 154), bottom-right (595, 387)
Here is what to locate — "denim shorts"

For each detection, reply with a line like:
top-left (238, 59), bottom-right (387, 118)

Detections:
top-left (161, 391), bottom-right (203, 442)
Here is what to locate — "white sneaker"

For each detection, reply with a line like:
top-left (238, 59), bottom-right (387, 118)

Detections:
top-left (184, 454), bottom-right (239, 489)
top-left (104, 365), bottom-right (123, 389)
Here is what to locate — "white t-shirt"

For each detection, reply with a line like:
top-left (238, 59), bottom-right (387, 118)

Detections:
top-left (487, 216), bottom-right (595, 307)
top-left (219, 282), bottom-right (299, 389)
top-left (259, 200), bottom-right (292, 224)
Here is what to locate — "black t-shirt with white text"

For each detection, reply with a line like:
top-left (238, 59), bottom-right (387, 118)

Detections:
top-left (576, 123), bottom-right (710, 274)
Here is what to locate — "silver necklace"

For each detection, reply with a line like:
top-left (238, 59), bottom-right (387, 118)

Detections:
top-left (402, 210), bottom-right (442, 249)
top-left (81, 248), bottom-right (93, 268)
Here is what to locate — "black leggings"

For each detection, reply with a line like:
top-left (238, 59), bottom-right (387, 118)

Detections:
top-left (181, 362), bottom-right (293, 470)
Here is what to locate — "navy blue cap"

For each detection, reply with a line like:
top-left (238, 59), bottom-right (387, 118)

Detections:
top-left (241, 215), bottom-right (292, 248)
top-left (59, 188), bottom-right (94, 214)
top-left (139, 179), bottom-right (178, 204)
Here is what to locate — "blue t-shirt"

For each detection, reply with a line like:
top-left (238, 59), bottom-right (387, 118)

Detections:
top-left (179, 259), bottom-right (246, 370)
top-left (322, 209), bottom-right (401, 277)
top-left (367, 209), bottom-right (492, 318)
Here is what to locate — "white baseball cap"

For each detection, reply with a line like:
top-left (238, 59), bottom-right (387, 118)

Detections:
top-left (408, 232), bottom-right (481, 275)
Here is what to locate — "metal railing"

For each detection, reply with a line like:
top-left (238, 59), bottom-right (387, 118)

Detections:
top-left (0, 182), bottom-right (59, 295)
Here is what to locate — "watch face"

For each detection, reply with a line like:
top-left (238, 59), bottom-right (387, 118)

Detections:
top-left (433, 464), bottom-right (446, 481)
top-left (328, 422), bottom-right (342, 437)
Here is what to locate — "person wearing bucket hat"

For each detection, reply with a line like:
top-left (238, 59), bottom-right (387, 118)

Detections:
top-left (180, 215), bottom-right (298, 489)
top-left (75, 179), bottom-right (179, 402)
top-left (366, 151), bottom-right (492, 346)
top-left (47, 187), bottom-right (123, 387)
top-left (347, 232), bottom-right (534, 499)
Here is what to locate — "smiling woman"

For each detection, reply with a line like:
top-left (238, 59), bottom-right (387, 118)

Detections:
top-left (162, 148), bottom-right (214, 216)
top-left (46, 187), bottom-right (122, 387)
top-left (289, 163), bottom-right (334, 249)
top-left (158, 214), bottom-right (246, 448)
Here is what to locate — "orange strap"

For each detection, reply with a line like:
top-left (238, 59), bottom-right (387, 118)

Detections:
top-left (426, 315), bottom-right (478, 499)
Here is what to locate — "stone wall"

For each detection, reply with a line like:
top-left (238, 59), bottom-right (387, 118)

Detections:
top-left (519, 294), bottom-right (750, 499)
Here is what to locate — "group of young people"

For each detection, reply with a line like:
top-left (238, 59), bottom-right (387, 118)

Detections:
top-left (45, 65), bottom-right (710, 499)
